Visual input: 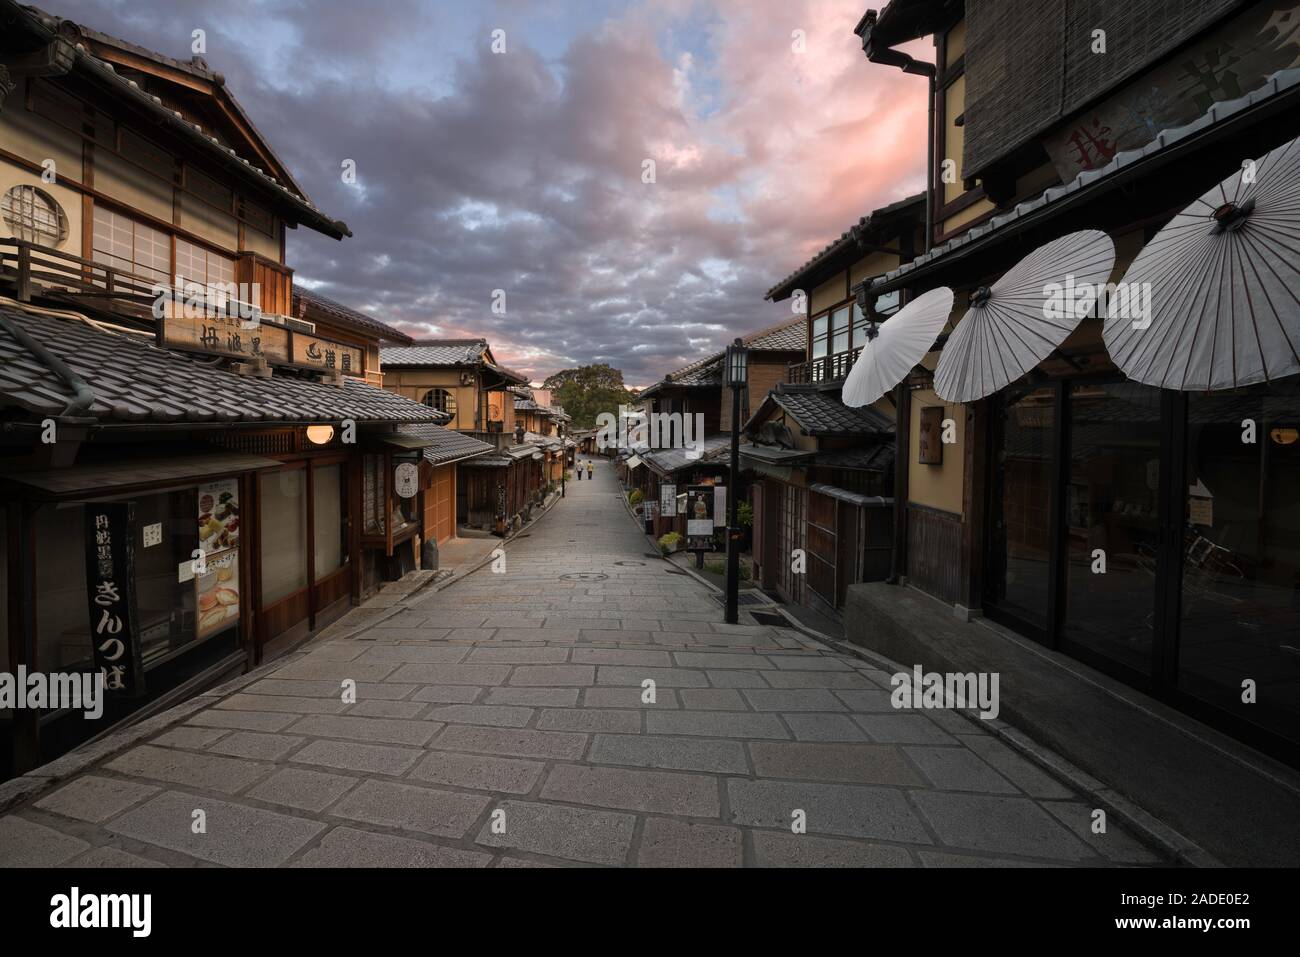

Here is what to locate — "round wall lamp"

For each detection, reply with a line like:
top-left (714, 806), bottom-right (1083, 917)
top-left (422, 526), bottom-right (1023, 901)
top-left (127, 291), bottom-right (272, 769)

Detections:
top-left (306, 424), bottom-right (336, 445)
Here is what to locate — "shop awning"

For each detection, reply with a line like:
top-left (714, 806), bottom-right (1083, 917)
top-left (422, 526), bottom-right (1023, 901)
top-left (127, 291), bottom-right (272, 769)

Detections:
top-left (934, 230), bottom-right (1115, 402)
top-left (1, 451), bottom-right (283, 497)
top-left (843, 287), bottom-right (954, 408)
top-left (1103, 133), bottom-right (1300, 391)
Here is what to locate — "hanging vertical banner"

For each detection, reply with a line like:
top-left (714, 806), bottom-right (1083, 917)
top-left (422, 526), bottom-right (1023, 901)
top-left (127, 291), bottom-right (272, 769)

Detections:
top-left (713, 485), bottom-right (727, 528)
top-left (660, 483), bottom-right (677, 517)
top-left (83, 503), bottom-right (146, 697)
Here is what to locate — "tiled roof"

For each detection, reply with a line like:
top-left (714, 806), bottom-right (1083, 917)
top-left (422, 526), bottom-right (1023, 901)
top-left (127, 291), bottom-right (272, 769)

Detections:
top-left (871, 67), bottom-right (1300, 294)
top-left (764, 385), bottom-right (895, 437)
top-left (765, 193), bottom-right (924, 302)
top-left (294, 289), bottom-right (413, 345)
top-left (815, 443), bottom-right (896, 474)
top-left (640, 317), bottom-right (807, 400)
top-left (0, 305), bottom-right (444, 425)
top-left (640, 433), bottom-right (732, 476)
top-left (397, 423), bottom-right (495, 466)
top-left (379, 340), bottom-right (486, 367)
top-left (11, 4), bottom-right (350, 239)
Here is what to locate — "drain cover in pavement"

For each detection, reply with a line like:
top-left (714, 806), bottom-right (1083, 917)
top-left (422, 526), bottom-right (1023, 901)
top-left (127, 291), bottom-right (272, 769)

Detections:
top-left (615, 561), bottom-right (645, 566)
top-left (560, 572), bottom-right (608, 582)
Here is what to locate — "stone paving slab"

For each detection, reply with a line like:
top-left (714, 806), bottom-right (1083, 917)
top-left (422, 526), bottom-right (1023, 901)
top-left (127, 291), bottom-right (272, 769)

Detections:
top-left (0, 459), bottom-right (1176, 869)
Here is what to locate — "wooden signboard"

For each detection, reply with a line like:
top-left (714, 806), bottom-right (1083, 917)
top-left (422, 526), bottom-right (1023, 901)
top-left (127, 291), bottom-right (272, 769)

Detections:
top-left (918, 406), bottom-right (944, 465)
top-left (159, 313), bottom-right (362, 375)
top-left (159, 312), bottom-right (290, 364)
top-left (292, 332), bottom-right (364, 376)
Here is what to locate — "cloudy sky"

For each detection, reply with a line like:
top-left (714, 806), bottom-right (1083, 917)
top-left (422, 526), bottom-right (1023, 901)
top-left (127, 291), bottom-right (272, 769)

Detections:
top-left (57, 0), bottom-right (929, 386)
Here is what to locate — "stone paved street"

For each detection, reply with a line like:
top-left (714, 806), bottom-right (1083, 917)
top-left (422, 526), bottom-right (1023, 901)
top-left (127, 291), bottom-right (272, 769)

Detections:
top-left (0, 459), bottom-right (1167, 867)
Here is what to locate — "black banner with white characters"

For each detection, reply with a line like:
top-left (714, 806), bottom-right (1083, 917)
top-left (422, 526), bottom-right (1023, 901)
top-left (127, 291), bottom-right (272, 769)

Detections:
top-left (83, 503), bottom-right (146, 698)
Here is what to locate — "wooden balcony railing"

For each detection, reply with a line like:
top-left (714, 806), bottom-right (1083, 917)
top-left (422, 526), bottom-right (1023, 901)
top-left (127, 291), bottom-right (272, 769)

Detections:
top-left (0, 239), bottom-right (263, 326)
top-left (0, 238), bottom-right (162, 314)
top-left (787, 349), bottom-right (858, 384)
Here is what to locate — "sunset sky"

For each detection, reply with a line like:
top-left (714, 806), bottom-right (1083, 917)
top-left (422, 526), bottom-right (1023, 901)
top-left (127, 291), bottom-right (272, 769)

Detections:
top-left (53, 0), bottom-right (930, 386)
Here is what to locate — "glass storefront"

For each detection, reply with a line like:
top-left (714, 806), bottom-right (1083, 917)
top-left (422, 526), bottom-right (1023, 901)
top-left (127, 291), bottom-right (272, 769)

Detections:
top-left (1179, 388), bottom-right (1300, 747)
top-left (990, 386), bottom-right (1055, 630)
top-left (987, 377), bottom-right (1300, 759)
top-left (1061, 383), bottom-right (1162, 675)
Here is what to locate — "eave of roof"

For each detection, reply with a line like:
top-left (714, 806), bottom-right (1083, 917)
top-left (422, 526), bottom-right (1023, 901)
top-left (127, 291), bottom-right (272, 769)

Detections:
top-left (870, 66), bottom-right (1300, 296)
top-left (765, 193), bottom-right (924, 302)
top-left (294, 289), bottom-right (414, 345)
top-left (6, 2), bottom-right (351, 239)
top-left (0, 304), bottom-right (444, 426)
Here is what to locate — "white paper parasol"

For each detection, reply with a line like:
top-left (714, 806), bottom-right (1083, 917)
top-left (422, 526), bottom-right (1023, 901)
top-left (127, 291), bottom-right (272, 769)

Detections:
top-left (842, 286), bottom-right (954, 408)
top-left (934, 230), bottom-right (1116, 402)
top-left (1103, 135), bottom-right (1300, 391)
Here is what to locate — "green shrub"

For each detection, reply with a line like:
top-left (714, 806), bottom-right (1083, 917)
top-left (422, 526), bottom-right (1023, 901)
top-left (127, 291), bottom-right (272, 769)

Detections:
top-left (658, 532), bottom-right (682, 554)
top-left (738, 501), bottom-right (753, 527)
top-left (628, 489), bottom-right (644, 505)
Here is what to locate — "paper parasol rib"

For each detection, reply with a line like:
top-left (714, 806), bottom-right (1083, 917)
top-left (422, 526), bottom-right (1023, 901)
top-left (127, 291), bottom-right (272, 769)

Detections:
top-left (935, 230), bottom-right (1116, 402)
top-left (1103, 135), bottom-right (1300, 391)
top-left (842, 286), bottom-right (954, 408)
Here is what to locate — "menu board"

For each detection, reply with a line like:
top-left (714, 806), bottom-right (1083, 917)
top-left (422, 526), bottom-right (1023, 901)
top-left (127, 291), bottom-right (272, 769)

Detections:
top-left (196, 550), bottom-right (239, 639)
top-left (660, 483), bottom-right (677, 518)
top-left (196, 479), bottom-right (240, 639)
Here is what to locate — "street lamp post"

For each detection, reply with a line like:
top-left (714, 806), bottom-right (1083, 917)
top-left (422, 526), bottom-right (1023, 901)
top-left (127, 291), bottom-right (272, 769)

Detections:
top-left (724, 337), bottom-right (748, 625)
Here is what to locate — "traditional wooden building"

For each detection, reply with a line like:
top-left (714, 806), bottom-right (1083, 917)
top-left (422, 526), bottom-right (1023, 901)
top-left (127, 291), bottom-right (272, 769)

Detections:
top-left (852, 0), bottom-right (1300, 763)
top-left (634, 318), bottom-right (807, 543)
top-left (748, 196), bottom-right (925, 614)
top-left (379, 340), bottom-right (549, 533)
top-left (0, 3), bottom-right (455, 779)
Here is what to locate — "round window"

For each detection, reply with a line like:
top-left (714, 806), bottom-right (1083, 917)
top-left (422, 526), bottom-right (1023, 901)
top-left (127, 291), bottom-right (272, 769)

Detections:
top-left (1, 185), bottom-right (68, 247)
top-left (421, 388), bottom-right (458, 417)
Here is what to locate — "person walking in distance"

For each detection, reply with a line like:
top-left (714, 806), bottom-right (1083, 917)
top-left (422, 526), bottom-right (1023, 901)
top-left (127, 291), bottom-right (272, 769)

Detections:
top-left (576, 461), bottom-right (584, 481)
top-left (586, 460), bottom-right (594, 481)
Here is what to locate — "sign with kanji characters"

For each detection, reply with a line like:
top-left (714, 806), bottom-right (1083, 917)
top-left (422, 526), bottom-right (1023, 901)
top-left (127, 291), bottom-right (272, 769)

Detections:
top-left (83, 503), bottom-right (145, 697)
top-left (158, 315), bottom-right (363, 376)
top-left (660, 483), bottom-right (677, 517)
top-left (158, 312), bottom-right (290, 364)
top-left (394, 463), bottom-right (419, 499)
top-left (1041, 1), bottom-right (1300, 181)
top-left (291, 332), bottom-right (363, 376)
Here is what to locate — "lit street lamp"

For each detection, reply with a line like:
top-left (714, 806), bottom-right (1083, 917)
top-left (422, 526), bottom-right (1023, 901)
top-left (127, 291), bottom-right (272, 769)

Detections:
top-left (724, 337), bottom-right (748, 625)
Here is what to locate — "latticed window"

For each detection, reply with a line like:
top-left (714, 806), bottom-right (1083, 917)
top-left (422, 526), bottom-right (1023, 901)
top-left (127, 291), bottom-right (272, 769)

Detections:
top-left (421, 388), bottom-right (458, 418)
top-left (2, 185), bottom-right (68, 246)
